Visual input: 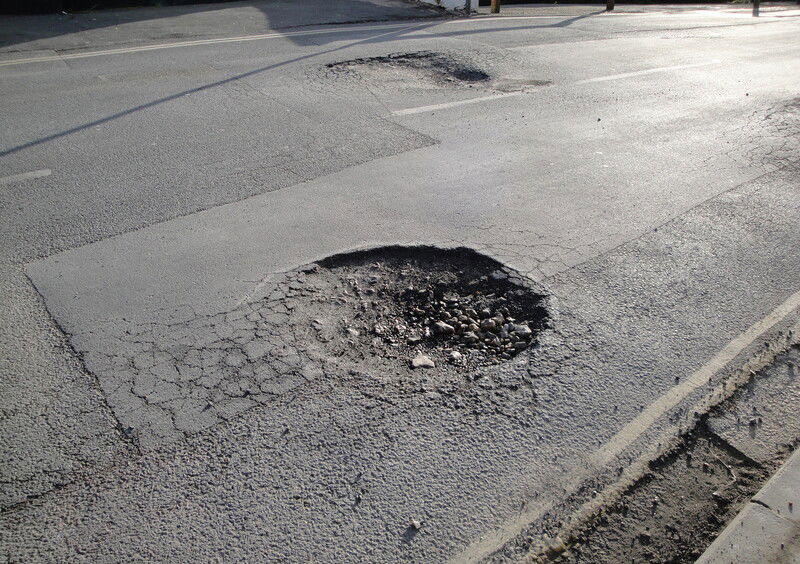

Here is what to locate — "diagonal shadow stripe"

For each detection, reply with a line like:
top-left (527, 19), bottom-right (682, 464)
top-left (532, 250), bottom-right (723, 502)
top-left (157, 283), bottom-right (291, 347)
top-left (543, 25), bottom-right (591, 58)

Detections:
top-left (0, 22), bottom-right (432, 159)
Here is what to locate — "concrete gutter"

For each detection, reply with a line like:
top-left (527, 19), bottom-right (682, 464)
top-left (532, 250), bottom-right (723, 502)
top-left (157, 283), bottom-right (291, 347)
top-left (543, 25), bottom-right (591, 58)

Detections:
top-left (697, 446), bottom-right (800, 563)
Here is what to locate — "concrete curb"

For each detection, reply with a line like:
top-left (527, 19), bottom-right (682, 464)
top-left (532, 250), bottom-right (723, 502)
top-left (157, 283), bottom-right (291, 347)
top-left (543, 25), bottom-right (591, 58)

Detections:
top-left (697, 446), bottom-right (800, 563)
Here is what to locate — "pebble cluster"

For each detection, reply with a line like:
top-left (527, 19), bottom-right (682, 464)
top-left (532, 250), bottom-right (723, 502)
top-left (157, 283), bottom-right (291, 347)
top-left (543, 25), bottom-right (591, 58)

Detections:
top-left (400, 283), bottom-right (537, 367)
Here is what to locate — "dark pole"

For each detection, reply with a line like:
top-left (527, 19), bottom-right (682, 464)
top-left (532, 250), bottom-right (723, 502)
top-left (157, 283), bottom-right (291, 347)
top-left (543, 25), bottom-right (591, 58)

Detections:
top-left (491, 0), bottom-right (500, 14)
top-left (752, 0), bottom-right (759, 16)
top-left (607, 0), bottom-right (615, 11)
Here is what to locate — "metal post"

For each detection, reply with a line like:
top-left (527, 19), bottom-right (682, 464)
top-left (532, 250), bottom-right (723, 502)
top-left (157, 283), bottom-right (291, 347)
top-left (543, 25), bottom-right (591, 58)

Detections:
top-left (606, 0), bottom-right (615, 11)
top-left (491, 0), bottom-right (500, 14)
top-left (752, 0), bottom-right (759, 16)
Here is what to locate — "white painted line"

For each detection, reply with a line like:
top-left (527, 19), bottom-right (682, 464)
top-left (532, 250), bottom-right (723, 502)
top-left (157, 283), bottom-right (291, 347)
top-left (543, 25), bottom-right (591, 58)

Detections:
top-left (575, 59), bottom-right (721, 84)
top-left (0, 16), bottom-right (576, 68)
top-left (473, 9), bottom-right (800, 19)
top-left (454, 288), bottom-right (800, 563)
top-left (392, 59), bottom-right (723, 116)
top-left (0, 169), bottom-right (51, 185)
top-left (0, 22), bottom-right (415, 68)
top-left (592, 287), bottom-right (800, 467)
top-left (0, 5), bottom-right (774, 70)
top-left (391, 91), bottom-right (523, 116)
top-left (0, 10), bottom-right (685, 70)
top-left (456, 14), bottom-right (611, 21)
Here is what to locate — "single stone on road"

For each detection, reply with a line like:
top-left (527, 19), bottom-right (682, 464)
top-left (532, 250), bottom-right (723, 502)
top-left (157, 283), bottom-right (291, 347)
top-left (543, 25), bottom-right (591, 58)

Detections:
top-left (462, 331), bottom-right (479, 344)
top-left (432, 321), bottom-right (455, 335)
top-left (512, 324), bottom-right (533, 338)
top-left (411, 354), bottom-right (435, 369)
top-left (448, 351), bottom-right (463, 363)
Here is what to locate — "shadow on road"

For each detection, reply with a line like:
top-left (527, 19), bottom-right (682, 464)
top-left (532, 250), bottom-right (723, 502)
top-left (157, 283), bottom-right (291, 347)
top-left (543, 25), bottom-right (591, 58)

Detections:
top-left (0, 21), bottom-right (435, 158)
top-left (0, 0), bottom-right (444, 49)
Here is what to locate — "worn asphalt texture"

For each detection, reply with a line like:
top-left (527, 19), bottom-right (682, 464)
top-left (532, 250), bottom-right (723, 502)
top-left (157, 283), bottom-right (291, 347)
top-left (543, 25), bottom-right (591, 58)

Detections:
top-left (1, 0), bottom-right (799, 561)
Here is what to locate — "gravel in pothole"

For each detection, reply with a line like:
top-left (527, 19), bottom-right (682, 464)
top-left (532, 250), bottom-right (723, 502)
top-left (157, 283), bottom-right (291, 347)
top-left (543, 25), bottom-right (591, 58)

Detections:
top-left (303, 246), bottom-right (550, 372)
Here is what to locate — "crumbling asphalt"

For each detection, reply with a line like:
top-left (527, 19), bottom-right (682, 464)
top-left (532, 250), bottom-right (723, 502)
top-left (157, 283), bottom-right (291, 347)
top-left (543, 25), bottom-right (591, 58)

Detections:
top-left (1, 1), bottom-right (800, 561)
top-left (70, 247), bottom-right (552, 450)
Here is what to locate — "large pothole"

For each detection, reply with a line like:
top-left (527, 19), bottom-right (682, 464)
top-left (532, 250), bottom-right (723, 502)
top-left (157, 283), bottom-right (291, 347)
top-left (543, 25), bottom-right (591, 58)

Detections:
top-left (92, 246), bottom-right (556, 448)
top-left (309, 246), bottom-right (551, 371)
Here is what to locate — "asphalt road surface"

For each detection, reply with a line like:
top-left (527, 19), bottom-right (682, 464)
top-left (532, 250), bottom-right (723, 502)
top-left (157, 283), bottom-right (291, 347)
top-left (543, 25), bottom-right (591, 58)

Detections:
top-left (1, 0), bottom-right (799, 561)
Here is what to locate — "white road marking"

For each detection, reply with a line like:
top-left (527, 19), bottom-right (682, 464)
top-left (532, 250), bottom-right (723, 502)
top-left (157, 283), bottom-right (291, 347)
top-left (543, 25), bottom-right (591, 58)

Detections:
top-left (393, 59), bottom-right (723, 116)
top-left (0, 16), bottom-right (578, 68)
top-left (0, 169), bottom-right (51, 185)
top-left (593, 287), bottom-right (800, 466)
top-left (391, 92), bottom-right (523, 116)
top-left (453, 288), bottom-right (800, 563)
top-left (0, 22), bottom-right (416, 68)
top-left (458, 14), bottom-right (613, 21)
top-left (575, 59), bottom-right (721, 84)
top-left (0, 7), bottom-right (756, 70)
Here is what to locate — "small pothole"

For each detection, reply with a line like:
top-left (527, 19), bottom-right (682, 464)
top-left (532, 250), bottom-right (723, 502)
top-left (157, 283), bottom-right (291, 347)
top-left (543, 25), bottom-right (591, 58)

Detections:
top-left (306, 246), bottom-right (551, 371)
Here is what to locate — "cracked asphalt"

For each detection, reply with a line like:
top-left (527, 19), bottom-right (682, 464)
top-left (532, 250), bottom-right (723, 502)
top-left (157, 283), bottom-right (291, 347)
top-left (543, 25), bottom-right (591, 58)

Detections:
top-left (1, 0), bottom-right (799, 561)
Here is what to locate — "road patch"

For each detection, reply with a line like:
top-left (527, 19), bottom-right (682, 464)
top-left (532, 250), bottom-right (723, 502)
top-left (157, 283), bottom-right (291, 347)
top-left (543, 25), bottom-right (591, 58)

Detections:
top-left (64, 246), bottom-right (554, 450)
